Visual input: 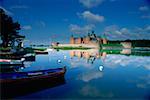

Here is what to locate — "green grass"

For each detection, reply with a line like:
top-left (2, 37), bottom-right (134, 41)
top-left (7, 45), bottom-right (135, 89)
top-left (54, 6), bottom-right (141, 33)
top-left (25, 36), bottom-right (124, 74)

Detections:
top-left (24, 47), bottom-right (47, 53)
top-left (53, 46), bottom-right (90, 50)
top-left (33, 48), bottom-right (47, 51)
top-left (100, 48), bottom-right (150, 56)
top-left (100, 49), bottom-right (121, 54)
top-left (24, 47), bottom-right (35, 53)
top-left (0, 47), bottom-right (11, 51)
top-left (102, 43), bottom-right (123, 47)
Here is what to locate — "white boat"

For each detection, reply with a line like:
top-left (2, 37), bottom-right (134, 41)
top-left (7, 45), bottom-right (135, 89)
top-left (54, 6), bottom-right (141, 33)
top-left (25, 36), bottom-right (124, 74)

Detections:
top-left (0, 59), bottom-right (24, 66)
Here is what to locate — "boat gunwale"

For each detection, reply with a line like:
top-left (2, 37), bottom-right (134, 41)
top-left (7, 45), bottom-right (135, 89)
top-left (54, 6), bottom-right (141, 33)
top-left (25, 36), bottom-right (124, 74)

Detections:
top-left (0, 67), bottom-right (66, 83)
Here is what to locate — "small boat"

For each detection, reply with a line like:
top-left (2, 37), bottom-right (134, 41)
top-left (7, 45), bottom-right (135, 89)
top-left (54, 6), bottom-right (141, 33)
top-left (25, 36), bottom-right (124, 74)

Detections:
top-left (0, 53), bottom-right (35, 61)
top-left (0, 59), bottom-right (23, 66)
top-left (0, 67), bottom-right (66, 84)
top-left (35, 50), bottom-right (48, 54)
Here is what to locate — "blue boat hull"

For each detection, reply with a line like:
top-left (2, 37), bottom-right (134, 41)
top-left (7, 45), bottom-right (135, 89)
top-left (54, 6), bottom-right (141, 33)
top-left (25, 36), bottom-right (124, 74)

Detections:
top-left (0, 67), bottom-right (66, 83)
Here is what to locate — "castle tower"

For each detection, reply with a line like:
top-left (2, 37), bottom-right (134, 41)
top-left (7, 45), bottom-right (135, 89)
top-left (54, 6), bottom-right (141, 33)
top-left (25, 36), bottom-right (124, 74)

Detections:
top-left (85, 36), bottom-right (90, 44)
top-left (102, 38), bottom-right (107, 44)
top-left (70, 35), bottom-right (75, 44)
top-left (102, 32), bottom-right (107, 44)
top-left (76, 38), bottom-right (82, 44)
top-left (70, 51), bottom-right (75, 57)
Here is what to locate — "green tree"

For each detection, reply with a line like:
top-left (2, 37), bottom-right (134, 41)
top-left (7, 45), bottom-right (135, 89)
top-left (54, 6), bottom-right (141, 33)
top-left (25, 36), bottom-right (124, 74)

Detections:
top-left (0, 8), bottom-right (24, 48)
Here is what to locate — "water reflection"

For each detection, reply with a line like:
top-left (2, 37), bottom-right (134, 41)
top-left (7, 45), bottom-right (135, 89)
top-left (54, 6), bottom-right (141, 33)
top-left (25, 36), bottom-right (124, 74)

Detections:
top-left (70, 49), bottom-right (106, 64)
top-left (78, 70), bottom-right (103, 82)
top-left (80, 85), bottom-right (114, 98)
top-left (1, 75), bottom-right (66, 99)
top-left (69, 48), bottom-right (150, 65)
top-left (1, 48), bottom-right (150, 99)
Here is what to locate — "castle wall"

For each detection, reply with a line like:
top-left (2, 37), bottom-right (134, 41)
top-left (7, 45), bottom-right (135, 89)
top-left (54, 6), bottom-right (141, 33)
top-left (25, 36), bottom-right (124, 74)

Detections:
top-left (70, 37), bottom-right (75, 44)
top-left (69, 35), bottom-right (107, 46)
top-left (76, 38), bottom-right (82, 44)
top-left (102, 38), bottom-right (107, 44)
top-left (121, 42), bottom-right (132, 48)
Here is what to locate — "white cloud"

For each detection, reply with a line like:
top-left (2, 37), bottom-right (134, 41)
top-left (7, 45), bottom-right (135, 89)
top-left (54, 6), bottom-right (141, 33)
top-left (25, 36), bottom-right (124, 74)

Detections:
top-left (110, 0), bottom-right (116, 2)
top-left (10, 5), bottom-right (29, 9)
top-left (22, 25), bottom-right (32, 30)
top-left (141, 15), bottom-right (150, 19)
top-left (36, 21), bottom-right (46, 28)
top-left (139, 6), bottom-right (149, 11)
top-left (69, 24), bottom-right (95, 34)
top-left (79, 0), bottom-right (104, 8)
top-left (136, 84), bottom-right (146, 88)
top-left (104, 25), bottom-right (150, 40)
top-left (0, 6), bottom-right (13, 15)
top-left (104, 25), bottom-right (119, 32)
top-left (80, 11), bottom-right (104, 23)
top-left (39, 21), bottom-right (46, 27)
top-left (63, 18), bottom-right (69, 22)
top-left (145, 25), bottom-right (150, 31)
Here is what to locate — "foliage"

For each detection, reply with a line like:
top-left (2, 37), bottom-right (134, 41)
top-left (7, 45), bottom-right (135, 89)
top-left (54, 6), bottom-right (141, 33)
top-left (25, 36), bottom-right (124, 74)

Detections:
top-left (108, 40), bottom-right (150, 47)
top-left (0, 8), bottom-right (24, 47)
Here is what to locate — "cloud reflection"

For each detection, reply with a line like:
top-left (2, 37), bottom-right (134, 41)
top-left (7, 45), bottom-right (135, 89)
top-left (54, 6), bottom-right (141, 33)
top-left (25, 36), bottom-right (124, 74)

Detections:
top-left (78, 71), bottom-right (103, 82)
top-left (104, 55), bottom-right (150, 70)
top-left (80, 85), bottom-right (114, 98)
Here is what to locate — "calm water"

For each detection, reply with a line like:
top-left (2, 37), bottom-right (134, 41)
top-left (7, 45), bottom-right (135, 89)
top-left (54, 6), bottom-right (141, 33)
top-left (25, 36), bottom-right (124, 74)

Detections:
top-left (12, 49), bottom-right (150, 99)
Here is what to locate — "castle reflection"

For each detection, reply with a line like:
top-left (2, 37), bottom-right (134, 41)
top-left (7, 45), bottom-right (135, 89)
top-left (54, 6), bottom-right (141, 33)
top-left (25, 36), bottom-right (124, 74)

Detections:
top-left (70, 49), bottom-right (107, 64)
top-left (69, 48), bottom-right (150, 64)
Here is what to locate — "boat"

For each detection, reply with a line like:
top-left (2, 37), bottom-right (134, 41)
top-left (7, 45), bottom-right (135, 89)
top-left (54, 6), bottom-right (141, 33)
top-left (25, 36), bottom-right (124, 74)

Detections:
top-left (0, 67), bottom-right (66, 84)
top-left (0, 59), bottom-right (24, 66)
top-left (0, 53), bottom-right (35, 61)
top-left (1, 67), bottom-right (66, 99)
top-left (34, 50), bottom-right (48, 54)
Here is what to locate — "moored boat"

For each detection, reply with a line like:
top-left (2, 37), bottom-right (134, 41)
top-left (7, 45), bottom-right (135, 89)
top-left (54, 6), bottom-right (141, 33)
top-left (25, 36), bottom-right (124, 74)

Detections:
top-left (1, 67), bottom-right (66, 99)
top-left (0, 67), bottom-right (66, 84)
top-left (0, 53), bottom-right (35, 61)
top-left (34, 50), bottom-right (48, 54)
top-left (0, 59), bottom-right (24, 66)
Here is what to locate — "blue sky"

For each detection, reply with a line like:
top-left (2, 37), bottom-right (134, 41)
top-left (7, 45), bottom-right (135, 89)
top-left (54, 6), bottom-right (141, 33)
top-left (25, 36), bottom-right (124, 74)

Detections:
top-left (0, 0), bottom-right (150, 44)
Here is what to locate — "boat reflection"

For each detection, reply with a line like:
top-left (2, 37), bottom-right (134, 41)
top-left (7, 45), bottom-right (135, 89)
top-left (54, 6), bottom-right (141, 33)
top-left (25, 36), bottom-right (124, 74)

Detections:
top-left (1, 75), bottom-right (66, 99)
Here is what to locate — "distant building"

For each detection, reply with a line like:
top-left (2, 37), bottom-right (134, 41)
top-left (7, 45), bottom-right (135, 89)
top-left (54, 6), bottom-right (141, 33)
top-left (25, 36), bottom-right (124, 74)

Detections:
top-left (70, 31), bottom-right (107, 45)
top-left (51, 42), bottom-right (59, 46)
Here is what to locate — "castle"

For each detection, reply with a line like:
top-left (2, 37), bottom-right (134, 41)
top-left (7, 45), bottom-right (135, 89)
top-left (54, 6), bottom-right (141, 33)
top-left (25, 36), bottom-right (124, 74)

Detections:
top-left (70, 31), bottom-right (107, 45)
top-left (51, 31), bottom-right (108, 49)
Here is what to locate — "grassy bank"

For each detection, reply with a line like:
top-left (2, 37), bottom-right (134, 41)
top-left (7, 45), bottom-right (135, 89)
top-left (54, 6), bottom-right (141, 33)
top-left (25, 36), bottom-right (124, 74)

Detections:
top-left (102, 43), bottom-right (123, 47)
top-left (100, 49), bottom-right (150, 56)
top-left (24, 47), bottom-right (47, 53)
top-left (100, 49), bottom-right (121, 54)
top-left (0, 47), bottom-right (11, 52)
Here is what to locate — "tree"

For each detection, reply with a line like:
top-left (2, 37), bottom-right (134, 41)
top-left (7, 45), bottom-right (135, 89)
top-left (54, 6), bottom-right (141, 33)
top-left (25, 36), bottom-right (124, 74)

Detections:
top-left (0, 8), bottom-right (24, 48)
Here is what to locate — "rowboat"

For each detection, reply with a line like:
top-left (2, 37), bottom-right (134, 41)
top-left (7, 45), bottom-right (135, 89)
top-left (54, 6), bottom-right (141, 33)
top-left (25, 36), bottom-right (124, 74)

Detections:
top-left (0, 67), bottom-right (66, 84)
top-left (0, 59), bottom-right (24, 66)
top-left (0, 53), bottom-right (35, 61)
top-left (34, 50), bottom-right (48, 54)
top-left (1, 67), bottom-right (66, 99)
